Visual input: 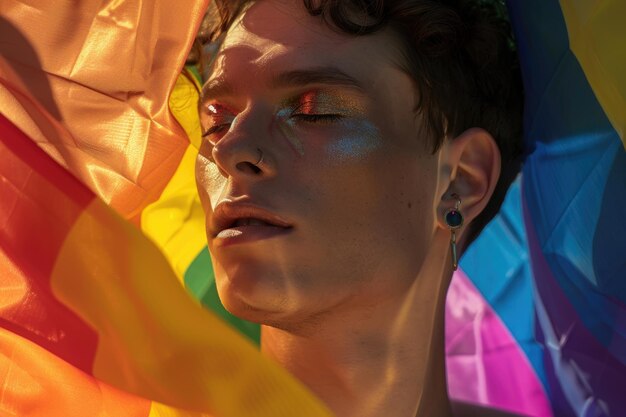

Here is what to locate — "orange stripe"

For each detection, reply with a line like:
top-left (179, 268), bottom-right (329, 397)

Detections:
top-left (51, 197), bottom-right (334, 417)
top-left (0, 328), bottom-right (150, 417)
top-left (0, 114), bottom-right (98, 372)
top-left (0, 0), bottom-right (209, 220)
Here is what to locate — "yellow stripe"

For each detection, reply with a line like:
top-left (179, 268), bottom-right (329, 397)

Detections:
top-left (560, 0), bottom-right (626, 146)
top-left (169, 68), bottom-right (203, 151)
top-left (148, 402), bottom-right (212, 417)
top-left (51, 198), bottom-right (334, 417)
top-left (141, 70), bottom-right (207, 282)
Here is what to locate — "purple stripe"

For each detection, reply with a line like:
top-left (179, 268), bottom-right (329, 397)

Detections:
top-left (523, 194), bottom-right (626, 416)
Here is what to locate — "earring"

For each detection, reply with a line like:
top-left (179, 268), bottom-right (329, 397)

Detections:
top-left (254, 148), bottom-right (264, 166)
top-left (444, 193), bottom-right (464, 271)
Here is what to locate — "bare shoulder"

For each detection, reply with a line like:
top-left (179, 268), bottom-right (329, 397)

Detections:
top-left (451, 401), bottom-right (529, 417)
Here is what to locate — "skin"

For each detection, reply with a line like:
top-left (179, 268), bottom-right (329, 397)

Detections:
top-left (195, 1), bottom-right (507, 416)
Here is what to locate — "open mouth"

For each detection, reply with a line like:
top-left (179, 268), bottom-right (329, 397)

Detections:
top-left (211, 203), bottom-right (294, 244)
top-left (231, 217), bottom-right (277, 227)
top-left (216, 218), bottom-right (291, 239)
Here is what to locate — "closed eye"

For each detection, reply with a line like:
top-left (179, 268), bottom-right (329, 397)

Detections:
top-left (201, 102), bottom-right (236, 140)
top-left (202, 124), bottom-right (231, 137)
top-left (290, 114), bottom-right (343, 123)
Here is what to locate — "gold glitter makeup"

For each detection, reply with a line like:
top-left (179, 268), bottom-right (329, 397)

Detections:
top-left (275, 89), bottom-right (369, 156)
top-left (293, 90), bottom-right (367, 117)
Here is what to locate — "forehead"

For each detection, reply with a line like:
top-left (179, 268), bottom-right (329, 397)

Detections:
top-left (211, 0), bottom-right (404, 89)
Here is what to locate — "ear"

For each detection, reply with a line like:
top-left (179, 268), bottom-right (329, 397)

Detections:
top-left (436, 128), bottom-right (501, 245)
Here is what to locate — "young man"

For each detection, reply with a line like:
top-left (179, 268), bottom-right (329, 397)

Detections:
top-left (195, 1), bottom-right (524, 415)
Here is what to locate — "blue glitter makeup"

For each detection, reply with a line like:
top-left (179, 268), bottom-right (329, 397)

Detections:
top-left (325, 120), bottom-right (382, 162)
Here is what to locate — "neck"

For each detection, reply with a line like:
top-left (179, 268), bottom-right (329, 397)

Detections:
top-left (261, 234), bottom-right (455, 417)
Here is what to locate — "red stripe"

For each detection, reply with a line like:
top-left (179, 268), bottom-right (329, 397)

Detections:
top-left (0, 113), bottom-right (98, 372)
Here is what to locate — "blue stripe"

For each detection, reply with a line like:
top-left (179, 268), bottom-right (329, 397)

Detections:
top-left (461, 177), bottom-right (548, 390)
top-left (504, 0), bottom-right (626, 414)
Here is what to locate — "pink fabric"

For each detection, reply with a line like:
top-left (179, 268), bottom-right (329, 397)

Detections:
top-left (446, 269), bottom-right (552, 417)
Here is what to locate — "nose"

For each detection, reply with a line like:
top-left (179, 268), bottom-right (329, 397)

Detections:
top-left (211, 107), bottom-right (276, 180)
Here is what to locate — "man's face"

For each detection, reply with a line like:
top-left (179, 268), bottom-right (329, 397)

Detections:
top-left (196, 0), bottom-right (441, 326)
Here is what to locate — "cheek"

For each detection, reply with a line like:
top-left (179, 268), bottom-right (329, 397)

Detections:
top-left (324, 122), bottom-right (382, 163)
top-left (297, 120), bottom-right (388, 222)
top-left (381, 150), bottom-right (438, 231)
top-left (195, 154), bottom-right (225, 211)
top-left (303, 119), bottom-right (433, 236)
top-left (310, 121), bottom-right (437, 254)
top-left (317, 119), bottom-right (383, 164)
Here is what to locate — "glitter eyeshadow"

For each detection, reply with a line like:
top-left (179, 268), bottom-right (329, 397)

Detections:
top-left (296, 91), bottom-right (367, 117)
top-left (275, 90), bottom-right (369, 156)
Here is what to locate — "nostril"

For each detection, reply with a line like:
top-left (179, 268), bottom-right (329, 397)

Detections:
top-left (236, 161), bottom-right (262, 175)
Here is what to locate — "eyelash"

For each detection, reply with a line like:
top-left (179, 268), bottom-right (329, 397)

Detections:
top-left (201, 113), bottom-right (343, 138)
top-left (202, 124), bottom-right (230, 137)
top-left (291, 114), bottom-right (342, 123)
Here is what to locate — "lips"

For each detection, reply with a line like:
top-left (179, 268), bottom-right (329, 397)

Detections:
top-left (231, 218), bottom-right (275, 227)
top-left (211, 201), bottom-right (293, 244)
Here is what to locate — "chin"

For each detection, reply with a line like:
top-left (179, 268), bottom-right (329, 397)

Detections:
top-left (212, 257), bottom-right (337, 332)
top-left (212, 258), bottom-right (291, 323)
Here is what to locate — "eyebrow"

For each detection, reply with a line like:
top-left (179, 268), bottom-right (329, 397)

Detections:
top-left (201, 77), bottom-right (235, 102)
top-left (271, 67), bottom-right (365, 91)
top-left (201, 66), bottom-right (365, 103)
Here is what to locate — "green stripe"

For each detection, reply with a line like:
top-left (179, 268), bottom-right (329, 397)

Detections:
top-left (184, 246), bottom-right (261, 345)
top-left (184, 64), bottom-right (203, 85)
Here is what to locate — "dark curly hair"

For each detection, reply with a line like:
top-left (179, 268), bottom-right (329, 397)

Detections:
top-left (204, 0), bottom-right (524, 250)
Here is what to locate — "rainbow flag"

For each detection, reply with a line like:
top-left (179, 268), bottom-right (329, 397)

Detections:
top-left (1, 0), bottom-right (625, 416)
top-left (0, 1), bottom-right (331, 415)
top-left (450, 1), bottom-right (626, 416)
top-left (0, 109), bottom-right (333, 417)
